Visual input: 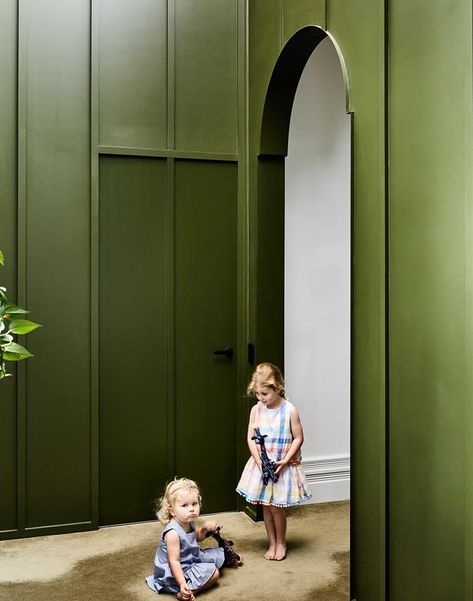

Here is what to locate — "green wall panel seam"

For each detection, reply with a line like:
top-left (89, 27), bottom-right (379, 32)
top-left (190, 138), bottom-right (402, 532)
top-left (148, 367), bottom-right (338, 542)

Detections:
top-left (167, 0), bottom-right (175, 150)
top-left (16, 0), bottom-right (28, 536)
top-left (236, 0), bottom-right (250, 498)
top-left (464, 5), bottom-right (473, 598)
top-left (90, 0), bottom-right (100, 529)
top-left (383, 0), bottom-right (389, 598)
top-left (97, 146), bottom-right (238, 161)
top-left (280, 0), bottom-right (284, 48)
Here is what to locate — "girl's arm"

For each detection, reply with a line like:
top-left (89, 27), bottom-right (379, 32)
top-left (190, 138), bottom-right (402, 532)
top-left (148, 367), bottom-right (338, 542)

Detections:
top-left (274, 405), bottom-right (304, 475)
top-left (247, 404), bottom-right (262, 471)
top-left (196, 519), bottom-right (219, 541)
top-left (165, 530), bottom-right (194, 600)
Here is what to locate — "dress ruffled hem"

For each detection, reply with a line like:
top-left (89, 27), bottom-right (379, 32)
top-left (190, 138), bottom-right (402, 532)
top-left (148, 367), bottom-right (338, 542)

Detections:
top-left (236, 488), bottom-right (312, 508)
top-left (146, 547), bottom-right (224, 594)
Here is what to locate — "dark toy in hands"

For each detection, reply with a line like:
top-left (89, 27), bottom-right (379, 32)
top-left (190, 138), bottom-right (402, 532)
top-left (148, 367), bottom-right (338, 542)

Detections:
top-left (209, 528), bottom-right (242, 567)
top-left (252, 427), bottom-right (280, 486)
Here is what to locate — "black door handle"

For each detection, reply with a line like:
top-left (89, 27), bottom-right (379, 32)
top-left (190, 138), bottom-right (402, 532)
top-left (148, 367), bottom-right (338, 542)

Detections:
top-left (213, 346), bottom-right (234, 359)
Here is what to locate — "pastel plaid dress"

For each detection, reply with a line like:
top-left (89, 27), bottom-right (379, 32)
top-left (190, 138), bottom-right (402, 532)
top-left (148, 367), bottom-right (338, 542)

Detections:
top-left (236, 399), bottom-right (312, 507)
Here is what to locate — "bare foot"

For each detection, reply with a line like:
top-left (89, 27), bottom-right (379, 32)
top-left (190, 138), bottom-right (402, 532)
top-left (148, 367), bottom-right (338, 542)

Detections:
top-left (274, 543), bottom-right (287, 561)
top-left (264, 545), bottom-right (276, 560)
top-left (177, 593), bottom-right (195, 601)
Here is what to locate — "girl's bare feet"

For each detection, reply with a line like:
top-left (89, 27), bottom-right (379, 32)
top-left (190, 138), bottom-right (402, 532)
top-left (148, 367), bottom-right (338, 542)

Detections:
top-left (274, 543), bottom-right (287, 561)
top-left (264, 545), bottom-right (276, 560)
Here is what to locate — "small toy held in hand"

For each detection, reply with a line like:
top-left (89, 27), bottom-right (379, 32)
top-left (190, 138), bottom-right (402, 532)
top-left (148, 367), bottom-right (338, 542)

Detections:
top-left (252, 427), bottom-right (279, 486)
top-left (209, 527), bottom-right (243, 567)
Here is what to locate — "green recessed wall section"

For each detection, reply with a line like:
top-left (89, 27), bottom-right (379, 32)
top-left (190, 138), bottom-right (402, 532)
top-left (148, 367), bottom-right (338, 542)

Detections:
top-left (22, 0), bottom-right (92, 529)
top-left (2, 1), bottom-right (473, 600)
top-left (98, 0), bottom-right (167, 149)
top-left (174, 0), bottom-right (238, 153)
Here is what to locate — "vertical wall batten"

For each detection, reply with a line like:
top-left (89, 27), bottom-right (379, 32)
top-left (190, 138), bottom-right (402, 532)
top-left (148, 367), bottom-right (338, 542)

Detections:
top-left (167, 0), bottom-right (175, 150)
top-left (16, 0), bottom-right (28, 536)
top-left (384, 0), bottom-right (390, 598)
top-left (0, 0), bottom-right (18, 535)
top-left (235, 0), bottom-right (249, 483)
top-left (90, 0), bottom-right (100, 528)
top-left (165, 157), bottom-right (175, 477)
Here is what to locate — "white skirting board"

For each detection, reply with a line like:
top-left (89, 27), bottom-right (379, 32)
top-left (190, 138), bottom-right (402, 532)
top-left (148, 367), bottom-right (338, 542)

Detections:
top-left (301, 456), bottom-right (350, 503)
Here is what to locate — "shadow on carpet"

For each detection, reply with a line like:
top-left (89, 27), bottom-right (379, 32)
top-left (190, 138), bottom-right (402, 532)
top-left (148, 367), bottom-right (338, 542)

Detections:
top-left (0, 502), bottom-right (349, 601)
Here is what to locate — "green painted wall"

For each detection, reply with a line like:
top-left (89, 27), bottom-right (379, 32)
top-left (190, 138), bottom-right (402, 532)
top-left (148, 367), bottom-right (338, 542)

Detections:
top-left (1, 1), bottom-right (473, 599)
top-left (389, 1), bottom-right (473, 599)
top-left (2, 0), bottom-right (245, 539)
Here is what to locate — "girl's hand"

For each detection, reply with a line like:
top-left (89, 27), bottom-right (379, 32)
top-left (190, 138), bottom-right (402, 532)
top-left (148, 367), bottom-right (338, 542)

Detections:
top-left (202, 520), bottom-right (219, 535)
top-left (274, 459), bottom-right (288, 475)
top-left (179, 582), bottom-right (195, 600)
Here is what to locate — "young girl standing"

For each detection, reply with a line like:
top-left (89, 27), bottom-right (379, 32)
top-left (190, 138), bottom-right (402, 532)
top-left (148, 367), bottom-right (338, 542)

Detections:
top-left (146, 478), bottom-right (224, 600)
top-left (236, 363), bottom-right (312, 561)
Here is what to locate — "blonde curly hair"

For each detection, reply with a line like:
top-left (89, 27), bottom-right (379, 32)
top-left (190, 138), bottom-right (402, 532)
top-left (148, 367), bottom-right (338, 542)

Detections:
top-left (155, 477), bottom-right (202, 524)
top-left (247, 362), bottom-right (285, 397)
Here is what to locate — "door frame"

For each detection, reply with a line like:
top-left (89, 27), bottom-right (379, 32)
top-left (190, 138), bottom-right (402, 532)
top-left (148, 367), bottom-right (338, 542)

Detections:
top-left (249, 25), bottom-right (386, 600)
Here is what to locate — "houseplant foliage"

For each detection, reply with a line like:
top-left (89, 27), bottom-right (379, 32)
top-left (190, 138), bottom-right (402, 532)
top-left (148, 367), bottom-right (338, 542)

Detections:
top-left (0, 250), bottom-right (41, 379)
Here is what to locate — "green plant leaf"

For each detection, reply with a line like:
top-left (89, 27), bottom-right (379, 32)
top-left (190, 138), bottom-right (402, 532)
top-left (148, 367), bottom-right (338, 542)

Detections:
top-left (0, 250), bottom-right (4, 266)
top-left (0, 333), bottom-right (13, 344)
top-left (9, 319), bottom-right (42, 335)
top-left (2, 342), bottom-right (33, 361)
top-left (4, 304), bottom-right (29, 316)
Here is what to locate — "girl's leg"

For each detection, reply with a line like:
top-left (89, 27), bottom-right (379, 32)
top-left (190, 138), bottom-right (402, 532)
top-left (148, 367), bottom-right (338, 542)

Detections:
top-left (263, 505), bottom-right (277, 560)
top-left (270, 506), bottom-right (287, 560)
top-left (185, 569), bottom-right (219, 599)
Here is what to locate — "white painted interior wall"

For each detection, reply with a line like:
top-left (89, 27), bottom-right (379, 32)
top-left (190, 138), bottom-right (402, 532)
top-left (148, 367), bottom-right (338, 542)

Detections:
top-left (284, 37), bottom-right (351, 503)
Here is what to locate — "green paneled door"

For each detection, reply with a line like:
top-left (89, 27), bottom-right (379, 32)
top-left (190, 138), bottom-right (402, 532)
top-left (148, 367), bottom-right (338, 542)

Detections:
top-left (99, 156), bottom-right (168, 525)
top-left (174, 160), bottom-right (238, 513)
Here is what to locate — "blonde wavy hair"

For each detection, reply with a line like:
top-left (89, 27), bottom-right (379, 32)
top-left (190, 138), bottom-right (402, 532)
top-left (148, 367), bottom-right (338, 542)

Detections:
top-left (155, 477), bottom-right (202, 524)
top-left (247, 362), bottom-right (285, 398)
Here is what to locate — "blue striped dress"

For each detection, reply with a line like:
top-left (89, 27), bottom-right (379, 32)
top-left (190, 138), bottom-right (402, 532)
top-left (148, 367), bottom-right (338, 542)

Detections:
top-left (236, 399), bottom-right (312, 507)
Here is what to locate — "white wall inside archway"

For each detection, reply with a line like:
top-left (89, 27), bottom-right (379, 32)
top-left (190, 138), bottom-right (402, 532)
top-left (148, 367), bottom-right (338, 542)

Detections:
top-left (285, 36), bottom-right (351, 503)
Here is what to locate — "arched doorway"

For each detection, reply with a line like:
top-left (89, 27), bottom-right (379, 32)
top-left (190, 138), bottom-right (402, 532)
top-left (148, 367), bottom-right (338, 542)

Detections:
top-left (285, 36), bottom-right (351, 505)
top-left (254, 24), bottom-right (353, 594)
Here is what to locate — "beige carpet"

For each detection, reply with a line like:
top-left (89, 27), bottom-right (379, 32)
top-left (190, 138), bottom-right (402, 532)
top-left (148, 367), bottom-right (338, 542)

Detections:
top-left (0, 502), bottom-right (349, 601)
